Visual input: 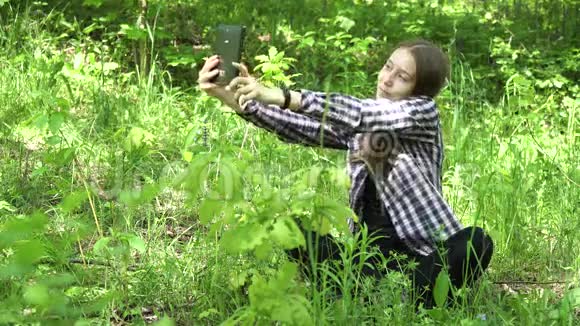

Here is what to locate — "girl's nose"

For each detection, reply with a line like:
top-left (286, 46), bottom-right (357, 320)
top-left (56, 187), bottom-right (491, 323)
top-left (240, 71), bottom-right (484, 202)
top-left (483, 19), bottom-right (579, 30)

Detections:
top-left (383, 71), bottom-right (395, 87)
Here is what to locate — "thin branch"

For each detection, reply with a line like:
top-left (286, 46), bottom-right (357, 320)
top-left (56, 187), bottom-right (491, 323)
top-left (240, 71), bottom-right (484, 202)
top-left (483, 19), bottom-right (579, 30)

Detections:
top-left (493, 280), bottom-right (570, 285)
top-left (39, 258), bottom-right (138, 272)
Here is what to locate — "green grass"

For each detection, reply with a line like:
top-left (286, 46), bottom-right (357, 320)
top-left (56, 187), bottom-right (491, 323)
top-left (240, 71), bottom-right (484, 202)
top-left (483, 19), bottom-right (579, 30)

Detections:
top-left (0, 7), bottom-right (579, 325)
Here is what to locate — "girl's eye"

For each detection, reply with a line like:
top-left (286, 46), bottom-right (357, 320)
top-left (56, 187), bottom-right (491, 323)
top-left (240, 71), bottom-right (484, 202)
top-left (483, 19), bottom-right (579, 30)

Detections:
top-left (398, 74), bottom-right (407, 81)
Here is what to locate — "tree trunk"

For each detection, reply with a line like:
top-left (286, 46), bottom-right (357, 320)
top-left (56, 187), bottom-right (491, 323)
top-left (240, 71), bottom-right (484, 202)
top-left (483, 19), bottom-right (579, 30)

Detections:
top-left (136, 0), bottom-right (149, 80)
top-left (534, 0), bottom-right (540, 42)
top-left (561, 3), bottom-right (566, 39)
top-left (574, 3), bottom-right (579, 42)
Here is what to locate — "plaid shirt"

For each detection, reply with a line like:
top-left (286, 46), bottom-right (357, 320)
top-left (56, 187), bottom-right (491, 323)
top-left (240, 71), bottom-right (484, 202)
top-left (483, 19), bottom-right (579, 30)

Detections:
top-left (238, 90), bottom-right (463, 256)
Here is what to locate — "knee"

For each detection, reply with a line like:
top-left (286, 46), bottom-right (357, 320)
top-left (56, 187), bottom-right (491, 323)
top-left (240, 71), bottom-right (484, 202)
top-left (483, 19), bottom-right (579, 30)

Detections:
top-left (465, 226), bottom-right (494, 266)
top-left (470, 227), bottom-right (493, 250)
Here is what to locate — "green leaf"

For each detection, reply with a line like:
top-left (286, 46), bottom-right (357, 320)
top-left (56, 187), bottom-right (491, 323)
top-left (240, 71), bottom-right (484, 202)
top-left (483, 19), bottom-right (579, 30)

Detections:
top-left (300, 37), bottom-right (315, 48)
top-left (0, 239), bottom-right (45, 278)
top-left (13, 239), bottom-right (45, 265)
top-left (254, 241), bottom-right (272, 260)
top-left (83, 0), bottom-right (104, 7)
top-left (102, 62), bottom-right (119, 72)
top-left (24, 284), bottom-right (51, 306)
top-left (93, 237), bottom-right (111, 255)
top-left (426, 308), bottom-right (446, 320)
top-left (124, 127), bottom-right (155, 151)
top-left (119, 183), bottom-right (160, 207)
top-left (433, 270), bottom-right (450, 308)
top-left (198, 198), bottom-right (224, 224)
top-left (566, 288), bottom-right (580, 307)
top-left (229, 270), bottom-right (249, 289)
top-left (0, 213), bottom-right (48, 248)
top-left (255, 55), bottom-right (269, 62)
top-left (215, 161), bottom-right (243, 201)
top-left (49, 112), bottom-right (66, 134)
top-left (336, 16), bottom-right (355, 31)
top-left (73, 52), bottom-right (85, 71)
top-left (118, 24), bottom-right (148, 40)
top-left (271, 218), bottom-right (305, 249)
top-left (175, 153), bottom-right (213, 199)
top-left (46, 135), bottom-right (62, 146)
top-left (51, 147), bottom-right (75, 166)
top-left (318, 200), bottom-right (353, 233)
top-left (182, 151), bottom-right (193, 162)
top-left (309, 216), bottom-right (331, 235)
top-left (268, 47), bottom-right (278, 59)
top-left (34, 113), bottom-right (49, 130)
top-left (220, 223), bottom-right (267, 254)
top-left (0, 200), bottom-right (16, 212)
top-left (198, 308), bottom-right (218, 319)
top-left (274, 262), bottom-right (297, 289)
top-left (559, 287), bottom-right (580, 319)
top-left (154, 317), bottom-right (175, 326)
top-left (127, 235), bottom-right (146, 254)
top-left (60, 191), bottom-right (88, 213)
top-left (39, 273), bottom-right (76, 288)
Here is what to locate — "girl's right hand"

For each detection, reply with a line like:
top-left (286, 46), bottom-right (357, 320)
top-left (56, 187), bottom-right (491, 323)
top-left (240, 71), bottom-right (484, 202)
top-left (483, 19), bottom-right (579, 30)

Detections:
top-left (198, 55), bottom-right (255, 113)
top-left (197, 55), bottom-right (228, 98)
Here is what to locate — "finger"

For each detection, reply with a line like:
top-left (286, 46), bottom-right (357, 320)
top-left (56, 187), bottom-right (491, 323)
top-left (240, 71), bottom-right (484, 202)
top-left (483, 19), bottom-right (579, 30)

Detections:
top-left (239, 99), bottom-right (250, 111)
top-left (234, 88), bottom-right (249, 103)
top-left (234, 84), bottom-right (256, 102)
top-left (239, 64), bottom-right (250, 77)
top-left (233, 89), bottom-right (242, 102)
top-left (232, 62), bottom-right (250, 77)
top-left (238, 94), bottom-right (247, 108)
top-left (233, 84), bottom-right (242, 101)
top-left (247, 90), bottom-right (258, 102)
top-left (203, 54), bottom-right (219, 62)
top-left (228, 76), bottom-right (245, 90)
top-left (235, 83), bottom-right (255, 98)
top-left (228, 77), bottom-right (250, 91)
top-left (198, 69), bottom-right (220, 84)
top-left (200, 56), bottom-right (220, 73)
top-left (237, 89), bottom-right (257, 105)
top-left (200, 61), bottom-right (218, 76)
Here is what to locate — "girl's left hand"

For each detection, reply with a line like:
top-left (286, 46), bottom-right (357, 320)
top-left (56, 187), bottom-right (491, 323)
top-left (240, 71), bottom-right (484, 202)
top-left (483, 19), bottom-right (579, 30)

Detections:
top-left (227, 63), bottom-right (283, 108)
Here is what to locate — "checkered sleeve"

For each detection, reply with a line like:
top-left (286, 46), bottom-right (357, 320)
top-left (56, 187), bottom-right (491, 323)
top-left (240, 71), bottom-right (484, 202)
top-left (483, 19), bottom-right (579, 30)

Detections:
top-left (299, 90), bottom-right (439, 136)
top-left (236, 100), bottom-right (348, 150)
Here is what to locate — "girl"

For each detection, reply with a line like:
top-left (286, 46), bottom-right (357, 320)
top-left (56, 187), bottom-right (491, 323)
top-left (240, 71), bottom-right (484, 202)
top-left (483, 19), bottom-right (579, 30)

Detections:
top-left (197, 39), bottom-right (493, 308)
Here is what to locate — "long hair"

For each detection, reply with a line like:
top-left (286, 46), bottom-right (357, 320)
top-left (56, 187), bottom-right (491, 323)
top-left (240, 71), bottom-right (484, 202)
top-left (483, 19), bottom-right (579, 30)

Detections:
top-left (397, 40), bottom-right (450, 98)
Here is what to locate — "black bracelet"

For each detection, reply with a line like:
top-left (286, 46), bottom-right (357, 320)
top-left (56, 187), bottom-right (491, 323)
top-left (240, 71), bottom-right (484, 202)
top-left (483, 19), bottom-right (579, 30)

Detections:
top-left (281, 87), bottom-right (291, 109)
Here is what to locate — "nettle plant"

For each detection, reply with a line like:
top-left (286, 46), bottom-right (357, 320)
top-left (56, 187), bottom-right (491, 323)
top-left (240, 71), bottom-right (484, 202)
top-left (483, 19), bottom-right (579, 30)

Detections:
top-left (0, 207), bottom-right (117, 323)
top-left (277, 15), bottom-right (377, 93)
top-left (253, 46), bottom-right (300, 87)
top-left (490, 36), bottom-right (578, 132)
top-left (173, 147), bottom-right (353, 324)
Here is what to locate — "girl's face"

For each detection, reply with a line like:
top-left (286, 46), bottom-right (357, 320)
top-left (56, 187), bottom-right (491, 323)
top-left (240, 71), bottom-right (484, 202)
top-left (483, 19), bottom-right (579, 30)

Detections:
top-left (376, 48), bottom-right (417, 100)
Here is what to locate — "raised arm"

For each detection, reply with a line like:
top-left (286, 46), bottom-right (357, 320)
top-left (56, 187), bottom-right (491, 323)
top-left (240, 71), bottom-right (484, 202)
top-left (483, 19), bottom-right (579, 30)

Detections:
top-left (196, 57), bottom-right (347, 149)
top-left (228, 73), bottom-right (440, 138)
top-left (296, 90), bottom-right (440, 137)
top-left (223, 61), bottom-right (438, 138)
top-left (236, 100), bottom-right (348, 150)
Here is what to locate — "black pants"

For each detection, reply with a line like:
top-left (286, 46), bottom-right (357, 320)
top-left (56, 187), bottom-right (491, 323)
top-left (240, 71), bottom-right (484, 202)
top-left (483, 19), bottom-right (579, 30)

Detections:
top-left (288, 226), bottom-right (494, 308)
